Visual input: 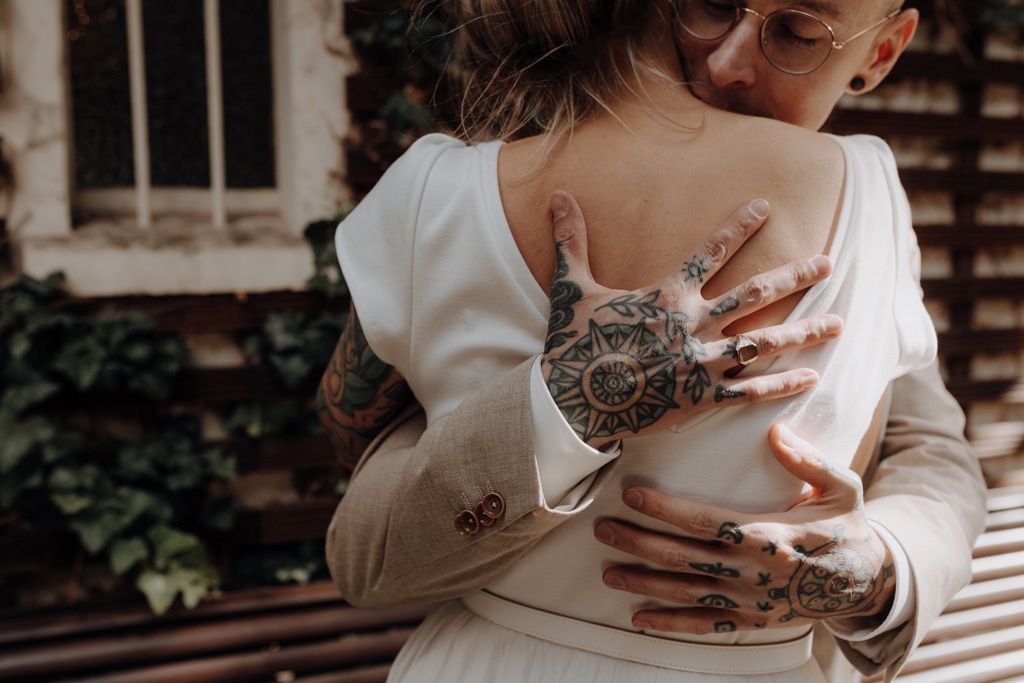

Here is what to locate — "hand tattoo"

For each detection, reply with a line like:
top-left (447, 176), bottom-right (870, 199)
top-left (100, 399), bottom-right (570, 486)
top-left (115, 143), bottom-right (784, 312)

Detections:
top-left (545, 243), bottom-right (583, 353)
top-left (547, 322), bottom-right (680, 441)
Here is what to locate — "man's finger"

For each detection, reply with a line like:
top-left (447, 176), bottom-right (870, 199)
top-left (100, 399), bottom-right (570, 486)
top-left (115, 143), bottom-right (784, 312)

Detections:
top-left (631, 607), bottom-right (752, 635)
top-left (670, 199), bottom-right (770, 289)
top-left (620, 488), bottom-right (748, 544)
top-left (595, 520), bottom-right (717, 572)
top-left (601, 566), bottom-right (719, 605)
top-left (768, 424), bottom-right (863, 500)
top-left (707, 256), bottom-right (833, 325)
top-left (716, 315), bottom-right (843, 368)
top-left (549, 190), bottom-right (596, 286)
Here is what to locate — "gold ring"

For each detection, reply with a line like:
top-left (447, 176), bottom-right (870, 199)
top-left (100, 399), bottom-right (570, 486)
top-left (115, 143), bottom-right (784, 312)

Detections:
top-left (734, 335), bottom-right (759, 366)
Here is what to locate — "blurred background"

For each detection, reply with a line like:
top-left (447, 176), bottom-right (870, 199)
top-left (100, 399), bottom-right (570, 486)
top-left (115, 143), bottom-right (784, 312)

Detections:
top-left (0, 1), bottom-right (1021, 681)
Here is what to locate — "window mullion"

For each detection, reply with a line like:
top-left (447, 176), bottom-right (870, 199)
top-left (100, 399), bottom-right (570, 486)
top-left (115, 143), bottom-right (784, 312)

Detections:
top-left (204, 0), bottom-right (226, 228)
top-left (126, 0), bottom-right (152, 228)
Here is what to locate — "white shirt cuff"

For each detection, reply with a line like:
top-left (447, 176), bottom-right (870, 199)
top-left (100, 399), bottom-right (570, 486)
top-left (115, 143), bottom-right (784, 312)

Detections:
top-left (530, 356), bottom-right (621, 509)
top-left (825, 521), bottom-right (916, 641)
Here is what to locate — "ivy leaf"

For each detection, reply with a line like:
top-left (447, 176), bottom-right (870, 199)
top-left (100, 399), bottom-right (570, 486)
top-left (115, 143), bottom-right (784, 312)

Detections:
top-left (148, 526), bottom-right (201, 570)
top-left (178, 571), bottom-right (210, 610)
top-left (52, 336), bottom-right (106, 391)
top-left (50, 491), bottom-right (94, 515)
top-left (136, 570), bottom-right (179, 616)
top-left (0, 414), bottom-right (57, 473)
top-left (110, 537), bottom-right (149, 576)
top-left (263, 312), bottom-right (305, 352)
top-left (269, 353), bottom-right (313, 390)
top-left (7, 331), bottom-right (31, 359)
top-left (203, 449), bottom-right (237, 481)
top-left (70, 511), bottom-right (127, 555)
top-left (42, 430), bottom-right (86, 464)
top-left (0, 381), bottom-right (60, 417)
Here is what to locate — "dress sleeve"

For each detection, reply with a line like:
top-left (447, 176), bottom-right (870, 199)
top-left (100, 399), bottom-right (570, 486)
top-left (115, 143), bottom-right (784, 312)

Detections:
top-left (335, 133), bottom-right (461, 368)
top-left (860, 136), bottom-right (937, 377)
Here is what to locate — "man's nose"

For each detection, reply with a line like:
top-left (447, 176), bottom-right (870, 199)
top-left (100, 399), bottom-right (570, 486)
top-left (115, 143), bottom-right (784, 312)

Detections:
top-left (705, 16), bottom-right (761, 88)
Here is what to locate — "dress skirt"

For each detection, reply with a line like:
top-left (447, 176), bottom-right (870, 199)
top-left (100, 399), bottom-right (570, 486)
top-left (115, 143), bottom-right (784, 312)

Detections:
top-left (387, 600), bottom-right (828, 683)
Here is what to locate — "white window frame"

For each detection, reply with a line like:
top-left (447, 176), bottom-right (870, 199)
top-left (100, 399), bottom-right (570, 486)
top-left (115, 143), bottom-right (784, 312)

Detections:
top-left (73, 0), bottom-right (282, 229)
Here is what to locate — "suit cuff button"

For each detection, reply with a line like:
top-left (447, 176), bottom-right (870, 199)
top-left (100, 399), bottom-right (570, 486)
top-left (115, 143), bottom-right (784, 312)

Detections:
top-left (481, 492), bottom-right (506, 519)
top-left (455, 509), bottom-right (481, 536)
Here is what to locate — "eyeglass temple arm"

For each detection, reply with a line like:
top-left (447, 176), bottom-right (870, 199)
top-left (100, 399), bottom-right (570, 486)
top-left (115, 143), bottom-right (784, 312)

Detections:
top-left (833, 8), bottom-right (901, 50)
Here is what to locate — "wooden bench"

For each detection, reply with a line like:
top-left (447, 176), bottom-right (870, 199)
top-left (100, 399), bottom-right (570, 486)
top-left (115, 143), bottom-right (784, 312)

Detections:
top-left (865, 481), bottom-right (1024, 683)
top-left (0, 583), bottom-right (429, 683)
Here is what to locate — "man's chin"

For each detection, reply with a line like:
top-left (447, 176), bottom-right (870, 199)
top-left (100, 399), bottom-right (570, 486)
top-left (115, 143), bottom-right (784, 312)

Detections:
top-left (687, 82), bottom-right (772, 119)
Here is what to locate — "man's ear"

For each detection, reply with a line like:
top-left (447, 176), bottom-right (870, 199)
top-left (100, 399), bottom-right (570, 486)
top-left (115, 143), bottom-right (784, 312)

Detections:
top-left (847, 8), bottom-right (920, 95)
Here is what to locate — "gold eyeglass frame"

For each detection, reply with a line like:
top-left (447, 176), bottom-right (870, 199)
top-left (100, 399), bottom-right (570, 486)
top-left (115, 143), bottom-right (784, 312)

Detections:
top-left (679, 2), bottom-right (902, 75)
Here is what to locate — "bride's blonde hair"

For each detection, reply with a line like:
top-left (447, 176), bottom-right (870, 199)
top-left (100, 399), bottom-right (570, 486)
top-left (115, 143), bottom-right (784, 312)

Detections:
top-left (423, 0), bottom-right (664, 142)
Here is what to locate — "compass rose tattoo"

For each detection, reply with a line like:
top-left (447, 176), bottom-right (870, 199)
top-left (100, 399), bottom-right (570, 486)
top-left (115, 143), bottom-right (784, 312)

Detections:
top-left (547, 321), bottom-right (680, 441)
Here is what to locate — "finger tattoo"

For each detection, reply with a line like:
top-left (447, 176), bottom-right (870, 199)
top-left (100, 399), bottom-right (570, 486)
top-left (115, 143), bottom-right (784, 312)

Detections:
top-left (717, 522), bottom-right (744, 544)
top-left (710, 296), bottom-right (740, 316)
top-left (698, 594), bottom-right (739, 609)
top-left (714, 385), bottom-right (746, 403)
top-left (689, 562), bottom-right (741, 578)
top-left (683, 256), bottom-right (711, 284)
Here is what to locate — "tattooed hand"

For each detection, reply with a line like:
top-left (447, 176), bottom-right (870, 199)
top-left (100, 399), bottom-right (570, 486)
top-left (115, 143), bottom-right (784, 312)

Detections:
top-left (542, 191), bottom-right (843, 449)
top-left (595, 424), bottom-right (896, 634)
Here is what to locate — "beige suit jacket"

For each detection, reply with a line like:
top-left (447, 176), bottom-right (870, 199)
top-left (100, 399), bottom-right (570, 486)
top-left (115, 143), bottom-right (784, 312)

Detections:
top-left (326, 359), bottom-right (985, 682)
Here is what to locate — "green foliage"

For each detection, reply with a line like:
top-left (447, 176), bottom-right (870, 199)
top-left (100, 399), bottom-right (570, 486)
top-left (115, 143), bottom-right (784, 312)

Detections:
top-left (243, 310), bottom-right (346, 390)
top-left (220, 402), bottom-right (320, 439)
top-left (303, 218), bottom-right (350, 300)
top-left (0, 274), bottom-right (234, 614)
top-left (231, 539), bottom-right (329, 588)
top-left (348, 4), bottom-right (450, 145)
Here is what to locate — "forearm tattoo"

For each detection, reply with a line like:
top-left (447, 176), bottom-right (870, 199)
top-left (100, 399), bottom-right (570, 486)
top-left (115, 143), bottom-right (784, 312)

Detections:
top-left (543, 247), bottom-right (746, 444)
top-left (318, 307), bottom-right (412, 470)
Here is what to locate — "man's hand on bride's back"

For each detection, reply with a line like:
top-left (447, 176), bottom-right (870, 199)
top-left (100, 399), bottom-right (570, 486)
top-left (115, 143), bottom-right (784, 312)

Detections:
top-left (542, 190), bottom-right (842, 449)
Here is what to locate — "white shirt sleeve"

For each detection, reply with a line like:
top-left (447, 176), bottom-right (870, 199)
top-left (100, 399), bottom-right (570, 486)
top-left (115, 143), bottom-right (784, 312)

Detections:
top-left (529, 357), bottom-right (621, 508)
top-left (824, 521), bottom-right (916, 641)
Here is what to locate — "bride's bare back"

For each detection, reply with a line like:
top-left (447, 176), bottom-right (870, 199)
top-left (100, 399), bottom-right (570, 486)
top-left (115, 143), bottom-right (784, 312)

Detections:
top-left (497, 32), bottom-right (846, 337)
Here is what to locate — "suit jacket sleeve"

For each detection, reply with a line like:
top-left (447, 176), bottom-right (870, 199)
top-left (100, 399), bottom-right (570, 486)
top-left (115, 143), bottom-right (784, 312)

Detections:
top-left (835, 360), bottom-right (987, 681)
top-left (326, 357), bottom-right (615, 607)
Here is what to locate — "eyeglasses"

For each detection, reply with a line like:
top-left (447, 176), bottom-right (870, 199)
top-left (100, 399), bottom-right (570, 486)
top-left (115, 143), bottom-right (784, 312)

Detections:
top-left (676, 1), bottom-right (901, 75)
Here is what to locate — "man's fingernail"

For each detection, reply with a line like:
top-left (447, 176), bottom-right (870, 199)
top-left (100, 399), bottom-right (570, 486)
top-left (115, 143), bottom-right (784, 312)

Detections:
top-left (603, 572), bottom-right (625, 589)
top-left (799, 371), bottom-right (818, 388)
top-left (810, 255), bottom-right (831, 275)
top-left (552, 192), bottom-right (569, 221)
top-left (749, 199), bottom-right (769, 219)
top-left (623, 489), bottom-right (643, 509)
top-left (823, 315), bottom-right (843, 335)
top-left (633, 618), bottom-right (653, 630)
top-left (595, 523), bottom-right (615, 545)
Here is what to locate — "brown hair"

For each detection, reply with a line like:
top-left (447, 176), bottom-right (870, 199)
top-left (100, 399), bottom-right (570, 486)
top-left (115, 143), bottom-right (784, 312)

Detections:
top-left (423, 0), bottom-right (662, 143)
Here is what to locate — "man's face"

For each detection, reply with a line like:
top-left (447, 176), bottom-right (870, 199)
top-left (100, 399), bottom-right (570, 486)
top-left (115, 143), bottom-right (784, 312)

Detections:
top-left (676, 0), bottom-right (898, 130)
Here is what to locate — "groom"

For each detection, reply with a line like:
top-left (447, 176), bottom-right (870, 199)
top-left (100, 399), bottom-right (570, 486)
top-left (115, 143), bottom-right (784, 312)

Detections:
top-left (324, 2), bottom-right (986, 681)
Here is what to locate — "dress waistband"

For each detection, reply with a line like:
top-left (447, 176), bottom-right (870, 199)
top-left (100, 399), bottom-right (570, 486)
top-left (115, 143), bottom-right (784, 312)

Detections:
top-left (461, 590), bottom-right (813, 676)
